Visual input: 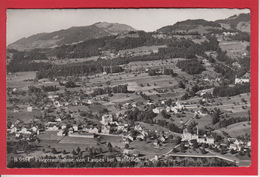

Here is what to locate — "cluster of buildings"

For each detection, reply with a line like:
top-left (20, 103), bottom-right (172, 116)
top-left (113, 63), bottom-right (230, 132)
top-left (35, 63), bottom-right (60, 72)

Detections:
top-left (152, 100), bottom-right (184, 114)
top-left (235, 73), bottom-right (250, 84)
top-left (7, 121), bottom-right (40, 141)
top-left (182, 127), bottom-right (215, 145)
top-left (181, 126), bottom-right (251, 154)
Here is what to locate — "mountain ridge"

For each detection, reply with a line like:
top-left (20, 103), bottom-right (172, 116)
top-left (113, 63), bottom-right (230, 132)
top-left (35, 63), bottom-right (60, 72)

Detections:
top-left (8, 22), bottom-right (136, 50)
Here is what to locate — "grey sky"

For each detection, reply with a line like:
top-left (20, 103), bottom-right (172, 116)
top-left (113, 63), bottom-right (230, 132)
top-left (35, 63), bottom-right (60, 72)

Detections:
top-left (6, 8), bottom-right (250, 45)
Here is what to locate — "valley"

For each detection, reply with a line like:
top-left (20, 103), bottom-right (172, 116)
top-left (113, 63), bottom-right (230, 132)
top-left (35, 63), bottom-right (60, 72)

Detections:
top-left (6, 12), bottom-right (251, 168)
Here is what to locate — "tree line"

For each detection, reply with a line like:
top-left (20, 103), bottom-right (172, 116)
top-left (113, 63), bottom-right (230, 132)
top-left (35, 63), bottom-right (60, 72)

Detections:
top-left (91, 84), bottom-right (128, 97)
top-left (213, 82), bottom-right (250, 97)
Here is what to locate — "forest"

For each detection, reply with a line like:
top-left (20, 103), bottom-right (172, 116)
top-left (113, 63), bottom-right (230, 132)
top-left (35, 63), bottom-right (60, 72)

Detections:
top-left (176, 59), bottom-right (205, 75)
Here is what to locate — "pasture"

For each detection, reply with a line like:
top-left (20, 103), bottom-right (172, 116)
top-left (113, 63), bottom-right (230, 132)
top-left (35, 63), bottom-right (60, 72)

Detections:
top-left (219, 121), bottom-right (251, 137)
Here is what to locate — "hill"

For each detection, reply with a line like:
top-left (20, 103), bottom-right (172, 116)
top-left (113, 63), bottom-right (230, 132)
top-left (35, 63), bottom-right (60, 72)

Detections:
top-left (215, 13), bottom-right (250, 33)
top-left (157, 19), bottom-right (222, 35)
top-left (8, 22), bottom-right (136, 50)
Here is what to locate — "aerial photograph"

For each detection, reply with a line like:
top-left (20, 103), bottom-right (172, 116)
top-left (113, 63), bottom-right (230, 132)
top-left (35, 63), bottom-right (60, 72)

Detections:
top-left (6, 9), bottom-right (251, 168)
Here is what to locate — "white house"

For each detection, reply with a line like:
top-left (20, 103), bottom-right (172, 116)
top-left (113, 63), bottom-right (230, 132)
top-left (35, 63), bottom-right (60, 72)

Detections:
top-left (57, 130), bottom-right (65, 136)
top-left (47, 125), bottom-right (59, 131)
top-left (55, 118), bottom-right (62, 122)
top-left (101, 114), bottom-right (113, 125)
top-left (27, 106), bottom-right (33, 112)
top-left (10, 127), bottom-right (17, 133)
top-left (31, 126), bottom-right (38, 132)
top-left (73, 125), bottom-right (78, 132)
top-left (176, 101), bottom-right (184, 110)
top-left (165, 106), bottom-right (171, 113)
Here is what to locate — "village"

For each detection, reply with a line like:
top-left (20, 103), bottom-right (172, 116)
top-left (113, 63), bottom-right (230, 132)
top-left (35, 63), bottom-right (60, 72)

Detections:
top-left (6, 11), bottom-right (251, 168)
top-left (6, 58), bottom-right (251, 167)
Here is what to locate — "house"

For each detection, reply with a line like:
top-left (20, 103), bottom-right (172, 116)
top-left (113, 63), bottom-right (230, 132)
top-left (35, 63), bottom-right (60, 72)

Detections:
top-left (134, 125), bottom-right (143, 132)
top-left (101, 114), bottom-right (113, 125)
top-left (27, 106), bottom-right (33, 112)
top-left (197, 136), bottom-right (214, 145)
top-left (247, 141), bottom-right (251, 147)
top-left (88, 127), bottom-right (99, 134)
top-left (165, 106), bottom-right (171, 113)
top-left (194, 110), bottom-right (207, 117)
top-left (87, 100), bottom-right (93, 104)
top-left (31, 126), bottom-right (38, 132)
top-left (48, 94), bottom-right (59, 100)
top-left (101, 125), bottom-right (110, 134)
top-left (47, 125), bottom-right (59, 131)
top-left (182, 129), bottom-right (198, 141)
top-left (68, 130), bottom-right (73, 135)
top-left (123, 135), bottom-right (134, 142)
top-left (10, 127), bottom-right (17, 133)
top-left (19, 127), bottom-right (32, 135)
top-left (61, 125), bottom-right (67, 130)
top-left (158, 136), bottom-right (166, 143)
top-left (123, 148), bottom-right (140, 156)
top-left (229, 144), bottom-right (241, 151)
top-left (54, 101), bottom-right (61, 107)
top-left (176, 101), bottom-right (184, 110)
top-left (171, 106), bottom-right (178, 114)
top-left (57, 130), bottom-right (65, 136)
top-left (153, 107), bottom-right (163, 114)
top-left (73, 125), bottom-right (78, 132)
top-left (136, 134), bottom-right (145, 140)
top-left (55, 118), bottom-right (62, 122)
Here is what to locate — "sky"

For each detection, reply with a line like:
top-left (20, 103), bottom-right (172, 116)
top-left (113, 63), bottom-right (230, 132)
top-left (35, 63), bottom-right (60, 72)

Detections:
top-left (6, 8), bottom-right (250, 45)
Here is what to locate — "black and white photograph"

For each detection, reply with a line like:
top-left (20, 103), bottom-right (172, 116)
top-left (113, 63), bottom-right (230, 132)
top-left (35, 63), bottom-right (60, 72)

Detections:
top-left (6, 8), bottom-right (251, 168)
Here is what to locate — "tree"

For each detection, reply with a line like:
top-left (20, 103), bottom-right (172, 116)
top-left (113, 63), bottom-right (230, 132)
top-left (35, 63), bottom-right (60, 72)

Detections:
top-left (192, 140), bottom-right (199, 148)
top-left (172, 147), bottom-right (179, 153)
top-left (178, 81), bottom-right (186, 89)
top-left (161, 110), bottom-right (168, 119)
top-left (76, 146), bottom-right (81, 154)
top-left (72, 149), bottom-right (77, 156)
top-left (200, 148), bottom-right (207, 154)
top-left (51, 148), bottom-right (57, 154)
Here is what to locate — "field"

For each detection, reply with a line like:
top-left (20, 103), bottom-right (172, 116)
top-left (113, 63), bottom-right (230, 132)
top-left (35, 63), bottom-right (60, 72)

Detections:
top-left (7, 110), bottom-right (43, 123)
top-left (130, 140), bottom-right (176, 159)
top-left (7, 72), bottom-right (37, 90)
top-left (219, 41), bottom-right (250, 59)
top-left (219, 121), bottom-right (251, 137)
